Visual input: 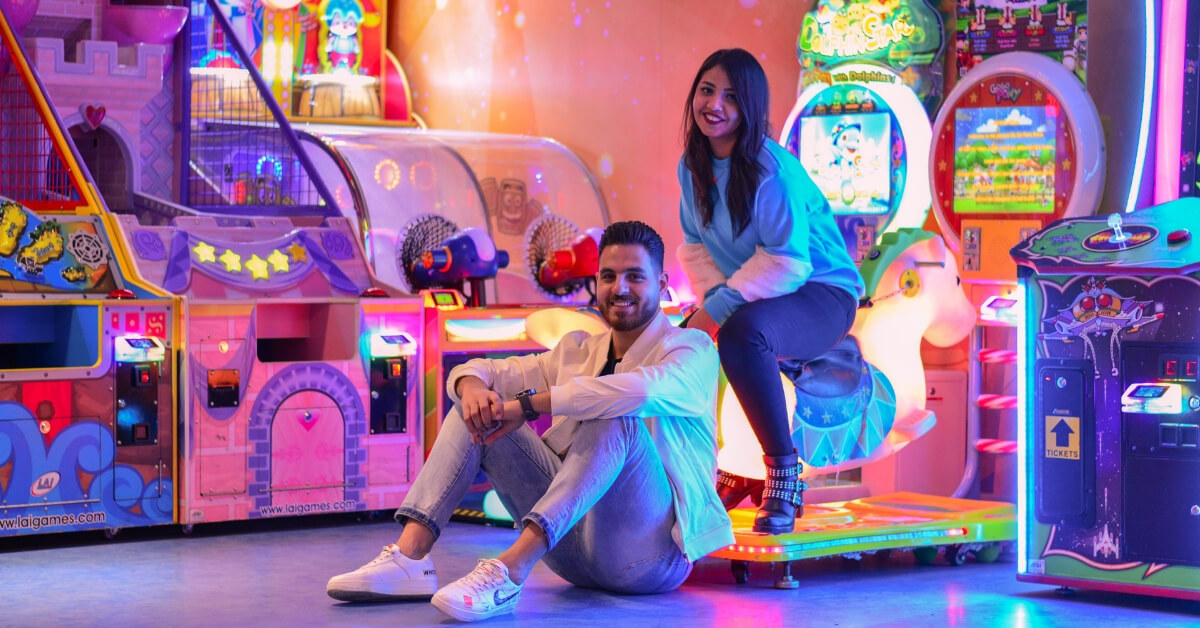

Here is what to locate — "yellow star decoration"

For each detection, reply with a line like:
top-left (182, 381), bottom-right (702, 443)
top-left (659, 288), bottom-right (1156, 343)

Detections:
top-left (1035, 90), bottom-right (1044, 103)
top-left (267, 249), bottom-right (290, 273)
top-left (219, 249), bottom-right (242, 272)
top-left (286, 242), bottom-right (308, 263)
top-left (193, 241), bottom-right (216, 263)
top-left (938, 160), bottom-right (948, 172)
top-left (1063, 159), bottom-right (1072, 171)
top-left (969, 91), bottom-right (978, 104)
top-left (246, 254), bottom-right (270, 280)
top-left (898, 65), bottom-right (919, 87)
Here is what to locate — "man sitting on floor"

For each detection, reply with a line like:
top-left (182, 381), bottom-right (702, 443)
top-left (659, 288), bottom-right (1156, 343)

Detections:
top-left (326, 220), bottom-right (733, 622)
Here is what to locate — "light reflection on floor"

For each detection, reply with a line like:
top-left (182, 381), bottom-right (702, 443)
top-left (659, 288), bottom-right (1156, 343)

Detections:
top-left (2, 518), bottom-right (1197, 626)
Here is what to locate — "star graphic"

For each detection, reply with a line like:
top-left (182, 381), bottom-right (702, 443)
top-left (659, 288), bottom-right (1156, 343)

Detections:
top-left (939, 160), bottom-right (948, 172)
top-left (286, 241), bottom-right (308, 263)
top-left (803, 406), bottom-right (813, 419)
top-left (1035, 90), bottom-right (1044, 103)
top-left (1063, 159), bottom-right (1072, 171)
top-left (246, 254), bottom-right (270, 280)
top-left (822, 412), bottom-right (832, 425)
top-left (898, 65), bottom-right (919, 87)
top-left (969, 91), bottom-right (978, 104)
top-left (267, 249), bottom-right (290, 273)
top-left (219, 249), bottom-right (242, 272)
top-left (193, 241), bottom-right (216, 263)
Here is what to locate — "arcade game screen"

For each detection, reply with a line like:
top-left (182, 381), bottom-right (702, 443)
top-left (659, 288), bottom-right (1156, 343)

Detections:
top-left (799, 112), bottom-right (892, 215)
top-left (952, 105), bottom-right (1057, 214)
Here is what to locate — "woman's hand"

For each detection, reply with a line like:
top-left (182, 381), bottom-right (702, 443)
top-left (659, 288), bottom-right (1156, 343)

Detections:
top-left (683, 307), bottom-right (720, 341)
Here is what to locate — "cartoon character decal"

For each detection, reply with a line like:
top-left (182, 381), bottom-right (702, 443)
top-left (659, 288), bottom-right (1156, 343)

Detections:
top-left (1041, 277), bottom-right (1165, 376)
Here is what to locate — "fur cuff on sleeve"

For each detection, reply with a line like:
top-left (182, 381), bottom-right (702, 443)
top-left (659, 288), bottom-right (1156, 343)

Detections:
top-left (728, 247), bottom-right (813, 302)
top-left (677, 243), bottom-right (727, 304)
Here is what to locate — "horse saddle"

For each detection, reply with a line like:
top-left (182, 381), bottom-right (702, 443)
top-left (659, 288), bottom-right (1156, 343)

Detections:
top-left (779, 335), bottom-right (865, 398)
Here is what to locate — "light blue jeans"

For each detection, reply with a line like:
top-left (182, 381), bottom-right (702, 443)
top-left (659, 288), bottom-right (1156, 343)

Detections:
top-left (395, 408), bottom-right (692, 594)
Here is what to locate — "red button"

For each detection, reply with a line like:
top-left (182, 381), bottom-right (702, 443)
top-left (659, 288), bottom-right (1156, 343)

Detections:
top-left (140, 372), bottom-right (150, 383)
top-left (1168, 229), bottom-right (1191, 245)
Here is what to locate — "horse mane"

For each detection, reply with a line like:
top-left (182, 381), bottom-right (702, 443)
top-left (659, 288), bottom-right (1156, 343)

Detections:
top-left (857, 228), bottom-right (937, 298)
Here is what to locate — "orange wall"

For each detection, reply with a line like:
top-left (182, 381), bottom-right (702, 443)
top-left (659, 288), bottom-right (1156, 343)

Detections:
top-left (389, 0), bottom-right (814, 288)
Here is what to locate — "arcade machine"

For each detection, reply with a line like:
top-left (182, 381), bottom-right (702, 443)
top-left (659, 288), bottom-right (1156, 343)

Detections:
top-left (775, 0), bottom-right (971, 500)
top-left (0, 11), bottom-right (178, 537)
top-left (780, 0), bottom-right (943, 261)
top-left (187, 1), bottom-right (612, 450)
top-left (41, 0), bottom-right (429, 529)
top-left (710, 2), bottom-right (1014, 587)
top-left (1011, 199), bottom-right (1200, 601)
top-left (930, 46), bottom-right (1106, 510)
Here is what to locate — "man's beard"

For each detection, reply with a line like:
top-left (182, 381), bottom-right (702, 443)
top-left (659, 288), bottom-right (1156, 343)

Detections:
top-left (601, 295), bottom-right (656, 332)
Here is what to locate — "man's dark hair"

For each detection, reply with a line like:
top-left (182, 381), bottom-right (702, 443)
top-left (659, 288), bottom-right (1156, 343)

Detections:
top-left (599, 221), bottom-right (665, 272)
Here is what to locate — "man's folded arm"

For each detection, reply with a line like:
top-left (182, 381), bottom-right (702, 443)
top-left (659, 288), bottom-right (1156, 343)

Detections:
top-left (550, 339), bottom-right (718, 420)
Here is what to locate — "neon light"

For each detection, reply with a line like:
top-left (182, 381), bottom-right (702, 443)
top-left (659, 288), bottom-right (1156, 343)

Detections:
top-left (374, 159), bottom-right (401, 191)
top-left (1125, 0), bottom-right (1155, 213)
top-left (256, 155), bottom-right (284, 179)
top-left (1156, 0), bottom-right (1187, 204)
top-left (1015, 280), bottom-right (1028, 574)
top-left (444, 318), bottom-right (527, 342)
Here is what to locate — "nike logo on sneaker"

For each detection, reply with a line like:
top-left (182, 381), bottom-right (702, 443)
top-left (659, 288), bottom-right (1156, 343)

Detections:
top-left (493, 589), bottom-right (519, 606)
top-left (423, 569), bottom-right (437, 576)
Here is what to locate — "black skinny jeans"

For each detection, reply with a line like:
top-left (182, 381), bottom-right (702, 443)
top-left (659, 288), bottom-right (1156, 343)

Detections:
top-left (717, 282), bottom-right (858, 458)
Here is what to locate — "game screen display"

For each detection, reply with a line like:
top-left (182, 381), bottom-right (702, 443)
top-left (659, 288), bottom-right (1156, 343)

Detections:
top-left (433, 292), bottom-right (457, 305)
top-left (1129, 385), bottom-right (1167, 399)
top-left (952, 106), bottom-right (1057, 214)
top-left (798, 112), bottom-right (892, 215)
top-left (380, 334), bottom-right (412, 345)
top-left (125, 338), bottom-right (158, 349)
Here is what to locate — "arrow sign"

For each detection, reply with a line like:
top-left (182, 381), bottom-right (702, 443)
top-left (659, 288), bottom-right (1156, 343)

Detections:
top-left (1051, 418), bottom-right (1075, 447)
top-left (1045, 416), bottom-right (1081, 460)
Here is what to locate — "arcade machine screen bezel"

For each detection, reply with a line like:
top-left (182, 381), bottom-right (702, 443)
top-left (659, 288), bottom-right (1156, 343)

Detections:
top-left (949, 103), bottom-right (1061, 216)
top-left (929, 52), bottom-right (1105, 254)
top-left (797, 110), bottom-right (896, 216)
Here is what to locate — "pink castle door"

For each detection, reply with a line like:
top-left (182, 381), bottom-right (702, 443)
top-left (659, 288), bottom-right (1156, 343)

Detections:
top-left (270, 390), bottom-right (345, 507)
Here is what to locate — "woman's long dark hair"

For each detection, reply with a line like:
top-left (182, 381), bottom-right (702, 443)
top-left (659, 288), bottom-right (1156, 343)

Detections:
top-left (681, 48), bottom-right (770, 236)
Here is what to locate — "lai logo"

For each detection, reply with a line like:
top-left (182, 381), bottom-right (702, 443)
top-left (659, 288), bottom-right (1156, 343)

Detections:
top-left (30, 471), bottom-right (61, 497)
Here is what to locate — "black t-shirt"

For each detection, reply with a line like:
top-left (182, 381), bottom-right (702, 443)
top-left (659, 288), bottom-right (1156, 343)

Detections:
top-left (599, 342), bottom-right (622, 377)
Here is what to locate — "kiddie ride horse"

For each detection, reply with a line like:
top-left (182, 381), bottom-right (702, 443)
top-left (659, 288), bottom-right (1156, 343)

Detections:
top-left (710, 229), bottom-right (1016, 588)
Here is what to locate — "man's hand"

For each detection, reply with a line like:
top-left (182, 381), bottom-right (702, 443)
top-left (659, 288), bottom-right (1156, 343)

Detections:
top-left (483, 400), bottom-right (528, 446)
top-left (683, 306), bottom-right (720, 341)
top-left (457, 376), bottom-right (503, 444)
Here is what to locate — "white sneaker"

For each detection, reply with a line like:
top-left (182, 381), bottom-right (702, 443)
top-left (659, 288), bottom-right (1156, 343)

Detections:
top-left (326, 544), bottom-right (438, 602)
top-left (431, 558), bottom-right (523, 622)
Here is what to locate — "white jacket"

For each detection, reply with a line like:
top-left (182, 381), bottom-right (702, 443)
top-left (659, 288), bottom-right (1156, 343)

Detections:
top-left (447, 310), bottom-right (734, 560)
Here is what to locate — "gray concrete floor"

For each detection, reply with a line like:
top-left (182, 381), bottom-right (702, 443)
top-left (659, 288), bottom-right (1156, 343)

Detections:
top-left (2, 517), bottom-right (1198, 627)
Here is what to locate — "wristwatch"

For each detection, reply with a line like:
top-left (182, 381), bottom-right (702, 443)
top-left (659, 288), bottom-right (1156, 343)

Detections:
top-left (515, 388), bottom-right (538, 421)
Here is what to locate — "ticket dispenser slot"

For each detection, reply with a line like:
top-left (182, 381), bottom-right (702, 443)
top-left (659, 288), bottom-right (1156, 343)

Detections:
top-left (1035, 359), bottom-right (1096, 528)
top-left (207, 369), bottom-right (241, 408)
top-left (114, 336), bottom-right (166, 446)
top-left (369, 333), bottom-right (416, 434)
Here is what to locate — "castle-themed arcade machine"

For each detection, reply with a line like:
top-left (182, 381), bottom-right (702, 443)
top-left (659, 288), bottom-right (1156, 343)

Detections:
top-left (186, 0), bottom-right (611, 464)
top-left (710, 2), bottom-right (1013, 587)
top-left (1010, 199), bottom-right (1200, 601)
top-left (57, 0), bottom-right (429, 529)
top-left (0, 12), bottom-right (178, 537)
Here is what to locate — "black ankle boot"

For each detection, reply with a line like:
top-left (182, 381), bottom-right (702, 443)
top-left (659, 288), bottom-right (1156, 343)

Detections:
top-left (752, 451), bottom-right (806, 535)
top-left (715, 470), bottom-right (765, 511)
